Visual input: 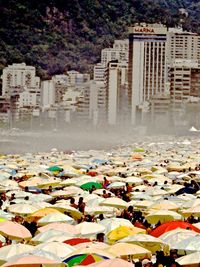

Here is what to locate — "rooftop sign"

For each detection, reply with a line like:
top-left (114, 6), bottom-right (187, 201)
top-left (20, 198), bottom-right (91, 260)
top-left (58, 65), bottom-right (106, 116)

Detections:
top-left (130, 25), bottom-right (167, 35)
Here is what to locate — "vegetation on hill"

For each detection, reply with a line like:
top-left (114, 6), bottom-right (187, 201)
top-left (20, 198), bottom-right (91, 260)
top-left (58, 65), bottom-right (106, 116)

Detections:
top-left (0, 0), bottom-right (199, 79)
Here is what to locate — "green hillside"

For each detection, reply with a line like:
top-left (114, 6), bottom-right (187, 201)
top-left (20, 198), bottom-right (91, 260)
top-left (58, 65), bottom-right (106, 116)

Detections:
top-left (0, 0), bottom-right (199, 79)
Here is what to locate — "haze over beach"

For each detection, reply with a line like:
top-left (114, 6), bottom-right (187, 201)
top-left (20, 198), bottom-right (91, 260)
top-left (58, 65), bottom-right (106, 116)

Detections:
top-left (1, 0), bottom-right (200, 266)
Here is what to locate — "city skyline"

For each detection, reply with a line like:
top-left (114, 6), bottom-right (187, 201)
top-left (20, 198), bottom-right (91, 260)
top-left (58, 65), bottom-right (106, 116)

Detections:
top-left (0, 23), bottom-right (200, 131)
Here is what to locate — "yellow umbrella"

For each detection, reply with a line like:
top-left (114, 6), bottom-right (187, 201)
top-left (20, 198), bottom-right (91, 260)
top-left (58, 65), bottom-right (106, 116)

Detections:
top-left (52, 204), bottom-right (83, 220)
top-left (181, 205), bottom-right (200, 217)
top-left (27, 208), bottom-right (61, 221)
top-left (108, 243), bottom-right (151, 259)
top-left (148, 201), bottom-right (179, 211)
top-left (107, 226), bottom-right (146, 243)
top-left (118, 234), bottom-right (170, 254)
top-left (146, 210), bottom-right (183, 224)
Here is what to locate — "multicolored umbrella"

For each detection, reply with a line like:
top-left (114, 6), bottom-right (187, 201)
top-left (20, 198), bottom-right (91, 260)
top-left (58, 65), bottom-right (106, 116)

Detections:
top-left (63, 253), bottom-right (109, 266)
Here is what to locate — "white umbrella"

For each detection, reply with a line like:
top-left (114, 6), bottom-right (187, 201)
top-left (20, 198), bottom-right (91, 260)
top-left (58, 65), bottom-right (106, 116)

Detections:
top-left (100, 197), bottom-right (128, 209)
top-left (8, 203), bottom-right (40, 215)
top-left (36, 242), bottom-right (75, 259)
top-left (176, 251), bottom-right (200, 266)
top-left (159, 229), bottom-right (198, 247)
top-left (0, 244), bottom-right (34, 264)
top-left (172, 235), bottom-right (200, 252)
top-left (37, 212), bottom-right (74, 226)
top-left (31, 229), bottom-right (74, 244)
top-left (75, 222), bottom-right (105, 236)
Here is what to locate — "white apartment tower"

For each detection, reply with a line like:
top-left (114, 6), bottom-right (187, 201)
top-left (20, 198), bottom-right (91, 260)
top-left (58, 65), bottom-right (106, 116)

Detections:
top-left (107, 61), bottom-right (128, 125)
top-left (167, 28), bottom-right (200, 66)
top-left (128, 23), bottom-right (168, 124)
top-left (41, 80), bottom-right (55, 108)
top-left (101, 39), bottom-right (129, 65)
top-left (1, 63), bottom-right (40, 96)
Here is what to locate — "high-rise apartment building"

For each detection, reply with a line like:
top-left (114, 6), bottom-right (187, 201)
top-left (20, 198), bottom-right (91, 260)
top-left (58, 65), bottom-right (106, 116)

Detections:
top-left (167, 28), bottom-right (200, 66)
top-left (170, 59), bottom-right (199, 112)
top-left (107, 61), bottom-right (128, 125)
top-left (1, 63), bottom-right (40, 96)
top-left (128, 23), bottom-right (168, 124)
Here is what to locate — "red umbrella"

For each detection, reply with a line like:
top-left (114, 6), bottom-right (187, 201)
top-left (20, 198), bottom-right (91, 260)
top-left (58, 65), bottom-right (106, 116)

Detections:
top-left (150, 221), bottom-right (200, 237)
top-left (87, 171), bottom-right (98, 177)
top-left (64, 238), bottom-right (92, 246)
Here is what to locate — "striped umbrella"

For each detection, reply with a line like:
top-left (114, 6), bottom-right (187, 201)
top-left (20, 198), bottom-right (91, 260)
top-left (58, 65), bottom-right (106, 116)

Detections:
top-left (63, 253), bottom-right (109, 266)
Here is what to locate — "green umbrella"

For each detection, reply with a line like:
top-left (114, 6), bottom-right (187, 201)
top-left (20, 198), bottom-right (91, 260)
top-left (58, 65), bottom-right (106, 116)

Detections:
top-left (80, 182), bottom-right (102, 190)
top-left (47, 166), bottom-right (63, 172)
top-left (133, 148), bottom-right (145, 152)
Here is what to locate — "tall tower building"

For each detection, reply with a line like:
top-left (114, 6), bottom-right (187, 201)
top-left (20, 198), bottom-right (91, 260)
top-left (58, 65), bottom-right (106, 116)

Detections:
top-left (128, 23), bottom-right (168, 124)
top-left (167, 28), bottom-right (200, 66)
top-left (107, 61), bottom-right (128, 125)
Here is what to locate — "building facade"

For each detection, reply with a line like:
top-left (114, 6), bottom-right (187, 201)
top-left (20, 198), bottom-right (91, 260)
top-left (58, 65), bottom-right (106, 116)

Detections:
top-left (128, 23), bottom-right (168, 124)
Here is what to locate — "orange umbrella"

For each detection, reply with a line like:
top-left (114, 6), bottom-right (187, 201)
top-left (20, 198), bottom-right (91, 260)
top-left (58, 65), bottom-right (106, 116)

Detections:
top-left (38, 222), bottom-right (80, 235)
top-left (0, 221), bottom-right (32, 241)
top-left (2, 255), bottom-right (62, 267)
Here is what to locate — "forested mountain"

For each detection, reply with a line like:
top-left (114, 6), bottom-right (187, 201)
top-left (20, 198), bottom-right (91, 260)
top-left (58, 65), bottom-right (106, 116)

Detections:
top-left (0, 0), bottom-right (199, 78)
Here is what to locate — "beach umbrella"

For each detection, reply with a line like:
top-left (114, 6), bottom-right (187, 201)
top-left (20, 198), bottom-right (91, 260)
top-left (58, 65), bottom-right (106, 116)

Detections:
top-left (148, 201), bottom-right (179, 211)
top-left (64, 238), bottom-right (92, 246)
top-left (99, 218), bottom-right (133, 234)
top-left (133, 200), bottom-right (154, 209)
top-left (81, 182), bottom-right (102, 190)
top-left (99, 198), bottom-right (128, 209)
top-left (85, 206), bottom-right (115, 216)
top-left (36, 178), bottom-right (61, 189)
top-left (107, 182), bottom-right (125, 189)
top-left (38, 222), bottom-right (79, 235)
top-left (27, 208), bottom-right (61, 221)
top-left (0, 221), bottom-right (32, 241)
top-left (118, 234), bottom-right (169, 254)
top-left (8, 204), bottom-right (40, 215)
top-left (48, 165), bottom-right (63, 172)
top-left (89, 258), bottom-right (133, 267)
top-left (37, 212), bottom-right (74, 226)
top-left (108, 243), bottom-right (151, 259)
top-left (150, 221), bottom-right (200, 237)
top-left (107, 226), bottom-right (146, 243)
top-left (133, 148), bottom-right (145, 153)
top-left (0, 244), bottom-right (34, 265)
top-left (125, 177), bottom-right (143, 185)
top-left (172, 235), bottom-right (200, 252)
top-left (53, 204), bottom-right (83, 220)
top-left (63, 253), bottom-right (110, 267)
top-left (159, 229), bottom-right (198, 247)
top-left (146, 210), bottom-right (182, 224)
top-left (36, 242), bottom-right (75, 259)
top-left (2, 254), bottom-right (62, 267)
top-left (75, 222), bottom-right (105, 236)
top-left (31, 229), bottom-right (74, 244)
top-left (145, 188), bottom-right (168, 197)
top-left (176, 251), bottom-right (200, 266)
top-left (181, 204), bottom-right (200, 217)
top-left (74, 242), bottom-right (109, 250)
